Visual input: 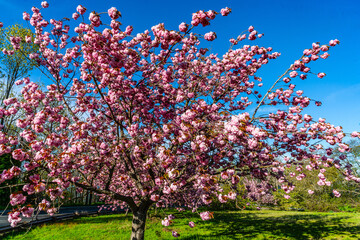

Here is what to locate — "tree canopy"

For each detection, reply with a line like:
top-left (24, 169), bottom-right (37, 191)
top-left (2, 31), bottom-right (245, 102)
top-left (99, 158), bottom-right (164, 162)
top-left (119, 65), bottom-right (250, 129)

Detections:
top-left (0, 2), bottom-right (358, 240)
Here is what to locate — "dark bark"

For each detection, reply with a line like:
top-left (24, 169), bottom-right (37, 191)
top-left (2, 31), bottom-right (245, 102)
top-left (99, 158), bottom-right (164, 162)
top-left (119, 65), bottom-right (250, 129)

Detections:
top-left (88, 191), bottom-right (93, 205)
top-left (130, 200), bottom-right (152, 240)
top-left (130, 209), bottom-right (147, 240)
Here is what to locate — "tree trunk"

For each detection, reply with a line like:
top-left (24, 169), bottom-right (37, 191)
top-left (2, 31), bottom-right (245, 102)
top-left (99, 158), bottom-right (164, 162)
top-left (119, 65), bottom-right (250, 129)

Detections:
top-left (130, 201), bottom-right (152, 240)
top-left (130, 209), bottom-right (147, 240)
top-left (88, 192), bottom-right (93, 205)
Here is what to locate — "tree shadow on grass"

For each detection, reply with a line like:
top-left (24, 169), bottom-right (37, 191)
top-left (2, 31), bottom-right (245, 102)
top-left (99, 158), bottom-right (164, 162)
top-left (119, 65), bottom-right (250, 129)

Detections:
top-left (181, 211), bottom-right (360, 240)
top-left (71, 214), bottom-right (131, 224)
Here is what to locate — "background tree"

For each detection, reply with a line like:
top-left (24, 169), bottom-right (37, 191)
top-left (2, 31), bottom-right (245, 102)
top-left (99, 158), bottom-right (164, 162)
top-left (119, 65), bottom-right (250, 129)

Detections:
top-left (273, 162), bottom-right (359, 212)
top-left (329, 139), bottom-right (360, 201)
top-left (337, 139), bottom-right (360, 174)
top-left (0, 3), bottom-right (357, 240)
top-left (0, 24), bottom-right (37, 88)
top-left (0, 24), bottom-right (38, 129)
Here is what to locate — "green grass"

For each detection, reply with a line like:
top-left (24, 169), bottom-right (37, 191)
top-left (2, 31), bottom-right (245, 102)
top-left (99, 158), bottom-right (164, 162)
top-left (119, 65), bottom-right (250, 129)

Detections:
top-left (3, 210), bottom-right (360, 239)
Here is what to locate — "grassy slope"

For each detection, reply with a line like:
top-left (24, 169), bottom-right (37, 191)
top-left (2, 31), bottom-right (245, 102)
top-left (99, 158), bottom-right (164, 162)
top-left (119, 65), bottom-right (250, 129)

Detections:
top-left (3, 210), bottom-right (360, 240)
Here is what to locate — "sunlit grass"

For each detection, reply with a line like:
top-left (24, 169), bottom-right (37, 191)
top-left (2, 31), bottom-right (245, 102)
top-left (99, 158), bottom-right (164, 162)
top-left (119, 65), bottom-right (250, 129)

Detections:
top-left (3, 210), bottom-right (360, 239)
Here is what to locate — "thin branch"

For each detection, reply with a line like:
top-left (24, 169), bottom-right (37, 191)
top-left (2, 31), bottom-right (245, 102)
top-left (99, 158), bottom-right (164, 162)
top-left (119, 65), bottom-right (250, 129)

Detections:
top-left (251, 54), bottom-right (305, 122)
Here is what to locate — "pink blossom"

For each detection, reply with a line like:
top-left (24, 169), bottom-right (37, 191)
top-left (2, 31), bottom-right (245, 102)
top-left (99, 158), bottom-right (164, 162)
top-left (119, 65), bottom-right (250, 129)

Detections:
top-left (189, 221), bottom-right (195, 228)
top-left (283, 77), bottom-right (291, 83)
top-left (220, 7), bottom-right (231, 16)
top-left (247, 138), bottom-right (258, 149)
top-left (10, 193), bottom-right (26, 206)
top-left (100, 142), bottom-right (108, 150)
top-left (76, 5), bottom-right (86, 15)
top-left (232, 175), bottom-right (240, 185)
top-left (303, 49), bottom-right (312, 55)
top-left (179, 22), bottom-right (188, 32)
top-left (163, 186), bottom-right (171, 194)
top-left (108, 7), bottom-right (121, 19)
top-left (199, 142), bottom-right (208, 152)
top-left (200, 211), bottom-right (213, 221)
top-left (23, 184), bottom-right (35, 194)
top-left (150, 194), bottom-right (160, 202)
top-left (315, 101), bottom-right (322, 106)
top-left (227, 191), bottom-right (236, 200)
top-left (218, 194), bottom-right (228, 203)
top-left (284, 194), bottom-right (290, 199)
top-left (21, 206), bottom-right (34, 218)
top-left (351, 131), bottom-right (359, 138)
top-left (161, 217), bottom-right (171, 226)
top-left (302, 57), bottom-right (310, 64)
top-left (329, 39), bottom-right (340, 46)
top-left (204, 32), bottom-right (217, 41)
top-left (317, 72), bottom-right (326, 78)
top-left (201, 194), bottom-right (212, 204)
top-left (172, 231), bottom-right (180, 237)
top-left (333, 189), bottom-right (341, 197)
top-left (12, 149), bottom-right (27, 161)
top-left (317, 180), bottom-right (325, 186)
top-left (320, 45), bottom-right (329, 51)
top-left (310, 54), bottom-right (319, 61)
top-left (89, 12), bottom-right (101, 27)
top-left (8, 211), bottom-right (21, 227)
top-left (289, 71), bottom-right (298, 78)
top-left (41, 1), bottom-right (49, 8)
top-left (39, 199), bottom-right (50, 210)
top-left (23, 12), bottom-right (30, 21)
top-left (338, 143), bottom-right (349, 152)
top-left (296, 90), bottom-right (303, 96)
top-left (206, 10), bottom-right (216, 20)
top-left (248, 31), bottom-right (257, 40)
top-left (47, 207), bottom-right (57, 216)
top-left (320, 52), bottom-right (329, 59)
top-left (308, 190), bottom-right (314, 194)
top-left (25, 35), bottom-right (32, 43)
top-left (72, 13), bottom-right (80, 20)
top-left (227, 169), bottom-right (235, 176)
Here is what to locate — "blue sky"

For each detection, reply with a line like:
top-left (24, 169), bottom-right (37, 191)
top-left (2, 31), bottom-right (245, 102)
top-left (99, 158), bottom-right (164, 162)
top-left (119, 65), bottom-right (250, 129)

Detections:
top-left (0, 0), bottom-right (359, 136)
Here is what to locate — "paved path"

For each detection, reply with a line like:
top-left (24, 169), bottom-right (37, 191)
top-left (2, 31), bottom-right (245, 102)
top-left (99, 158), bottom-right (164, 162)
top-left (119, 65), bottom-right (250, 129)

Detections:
top-left (0, 206), bottom-right (101, 228)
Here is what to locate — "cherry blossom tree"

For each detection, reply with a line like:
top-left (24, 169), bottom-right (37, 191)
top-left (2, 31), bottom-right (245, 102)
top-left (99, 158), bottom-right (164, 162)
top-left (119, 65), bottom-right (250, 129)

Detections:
top-left (243, 178), bottom-right (276, 205)
top-left (0, 2), bottom-right (357, 239)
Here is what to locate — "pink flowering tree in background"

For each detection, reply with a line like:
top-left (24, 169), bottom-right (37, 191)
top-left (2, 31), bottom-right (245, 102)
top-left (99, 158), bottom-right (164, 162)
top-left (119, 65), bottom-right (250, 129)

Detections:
top-left (0, 2), bottom-right (358, 239)
top-left (243, 178), bottom-right (277, 206)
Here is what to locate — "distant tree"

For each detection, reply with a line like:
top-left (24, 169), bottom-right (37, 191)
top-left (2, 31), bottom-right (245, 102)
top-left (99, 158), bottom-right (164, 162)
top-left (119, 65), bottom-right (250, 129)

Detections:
top-left (330, 139), bottom-right (360, 199)
top-left (0, 24), bottom-right (37, 89)
top-left (340, 139), bottom-right (360, 173)
top-left (273, 162), bottom-right (352, 212)
top-left (243, 178), bottom-right (276, 205)
top-left (0, 24), bottom-right (38, 131)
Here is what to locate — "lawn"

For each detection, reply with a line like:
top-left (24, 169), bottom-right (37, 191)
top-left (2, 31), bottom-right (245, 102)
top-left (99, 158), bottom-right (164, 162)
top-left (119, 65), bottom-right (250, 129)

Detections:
top-left (3, 210), bottom-right (360, 239)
